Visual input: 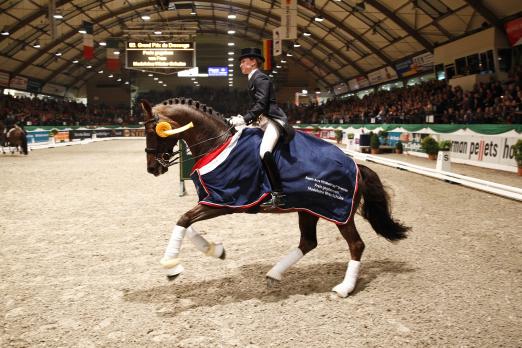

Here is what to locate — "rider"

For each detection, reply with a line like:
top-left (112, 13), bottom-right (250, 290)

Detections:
top-left (229, 47), bottom-right (294, 208)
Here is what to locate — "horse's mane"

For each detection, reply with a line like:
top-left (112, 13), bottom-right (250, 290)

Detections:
top-left (158, 97), bottom-right (228, 126)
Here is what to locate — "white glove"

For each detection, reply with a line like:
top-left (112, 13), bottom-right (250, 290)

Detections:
top-left (229, 115), bottom-right (246, 127)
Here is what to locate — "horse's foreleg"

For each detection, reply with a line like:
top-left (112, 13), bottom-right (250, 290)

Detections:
top-left (266, 212), bottom-right (319, 286)
top-left (332, 219), bottom-right (365, 298)
top-left (160, 204), bottom-right (233, 279)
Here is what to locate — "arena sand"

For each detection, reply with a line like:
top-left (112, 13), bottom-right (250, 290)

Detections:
top-left (1, 139), bottom-right (521, 347)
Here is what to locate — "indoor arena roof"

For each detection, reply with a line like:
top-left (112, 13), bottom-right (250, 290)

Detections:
top-left (0, 0), bottom-right (521, 91)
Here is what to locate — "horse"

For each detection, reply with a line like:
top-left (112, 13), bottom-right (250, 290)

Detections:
top-left (141, 98), bottom-right (409, 297)
top-left (0, 121), bottom-right (28, 155)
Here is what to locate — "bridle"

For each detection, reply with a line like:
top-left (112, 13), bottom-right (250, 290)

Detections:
top-left (144, 115), bottom-right (234, 168)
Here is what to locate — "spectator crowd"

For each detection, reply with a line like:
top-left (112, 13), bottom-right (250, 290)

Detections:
top-left (1, 66), bottom-right (521, 127)
top-left (285, 66), bottom-right (522, 125)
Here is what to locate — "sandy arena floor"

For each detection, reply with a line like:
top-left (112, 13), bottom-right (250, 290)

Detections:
top-left (1, 139), bottom-right (521, 347)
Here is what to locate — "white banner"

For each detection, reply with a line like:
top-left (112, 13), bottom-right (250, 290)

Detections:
top-left (333, 82), bottom-right (349, 95)
top-left (9, 75), bottom-right (28, 90)
top-left (0, 71), bottom-right (9, 87)
top-left (412, 52), bottom-right (434, 71)
top-left (273, 27), bottom-right (283, 56)
top-left (280, 0), bottom-right (297, 40)
top-left (440, 134), bottom-right (519, 169)
top-left (367, 66), bottom-right (398, 86)
top-left (42, 83), bottom-right (66, 96)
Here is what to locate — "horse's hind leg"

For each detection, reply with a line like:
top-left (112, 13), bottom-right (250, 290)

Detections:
top-left (266, 211), bottom-right (319, 287)
top-left (332, 219), bottom-right (365, 298)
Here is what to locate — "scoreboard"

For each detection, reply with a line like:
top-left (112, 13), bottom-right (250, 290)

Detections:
top-left (126, 41), bottom-right (195, 70)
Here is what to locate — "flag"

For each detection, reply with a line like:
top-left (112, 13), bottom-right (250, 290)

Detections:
top-left (106, 38), bottom-right (120, 71)
top-left (263, 39), bottom-right (273, 71)
top-left (83, 21), bottom-right (94, 60)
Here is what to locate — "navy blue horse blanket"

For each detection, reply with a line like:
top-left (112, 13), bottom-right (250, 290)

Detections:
top-left (190, 128), bottom-right (359, 224)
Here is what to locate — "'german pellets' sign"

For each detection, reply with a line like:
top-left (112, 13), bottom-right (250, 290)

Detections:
top-left (126, 42), bottom-right (195, 69)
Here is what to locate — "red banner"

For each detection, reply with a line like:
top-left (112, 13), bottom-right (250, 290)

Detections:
top-left (263, 39), bottom-right (272, 71)
top-left (505, 17), bottom-right (522, 47)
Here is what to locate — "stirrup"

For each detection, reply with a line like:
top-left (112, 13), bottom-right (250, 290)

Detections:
top-left (261, 192), bottom-right (285, 208)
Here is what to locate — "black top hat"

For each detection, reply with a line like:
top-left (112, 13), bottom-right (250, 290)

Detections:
top-left (238, 47), bottom-right (265, 62)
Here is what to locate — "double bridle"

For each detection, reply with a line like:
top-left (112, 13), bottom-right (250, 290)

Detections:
top-left (144, 115), bottom-right (234, 168)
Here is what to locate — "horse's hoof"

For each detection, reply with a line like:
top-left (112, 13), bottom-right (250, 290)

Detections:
top-left (266, 276), bottom-right (280, 288)
top-left (219, 248), bottom-right (226, 260)
top-left (166, 273), bottom-right (181, 282)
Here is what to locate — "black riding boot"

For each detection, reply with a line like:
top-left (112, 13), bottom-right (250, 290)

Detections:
top-left (261, 151), bottom-right (285, 208)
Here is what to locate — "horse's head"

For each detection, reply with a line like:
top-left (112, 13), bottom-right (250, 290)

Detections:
top-left (141, 99), bottom-right (183, 176)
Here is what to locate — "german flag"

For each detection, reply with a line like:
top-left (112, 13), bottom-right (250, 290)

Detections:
top-left (263, 39), bottom-right (272, 71)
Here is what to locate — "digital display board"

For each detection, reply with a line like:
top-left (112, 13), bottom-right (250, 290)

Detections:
top-left (208, 66), bottom-right (228, 76)
top-left (126, 42), bottom-right (195, 69)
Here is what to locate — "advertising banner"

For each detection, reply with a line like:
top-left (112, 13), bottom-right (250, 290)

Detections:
top-left (367, 66), bottom-right (398, 86)
top-left (26, 131), bottom-right (50, 144)
top-left (69, 129), bottom-right (93, 140)
top-left (440, 134), bottom-right (519, 168)
top-left (123, 128), bottom-right (145, 137)
top-left (0, 71), bottom-right (9, 87)
top-left (9, 75), bottom-right (28, 90)
top-left (280, 0), bottom-right (297, 40)
top-left (505, 17), bottom-right (522, 47)
top-left (27, 79), bottom-right (43, 93)
top-left (333, 82), bottom-right (349, 95)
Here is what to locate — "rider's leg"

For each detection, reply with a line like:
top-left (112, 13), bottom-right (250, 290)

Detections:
top-left (259, 119), bottom-right (284, 207)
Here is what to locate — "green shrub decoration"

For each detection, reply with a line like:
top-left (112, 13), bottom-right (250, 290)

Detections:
top-left (395, 140), bottom-right (403, 151)
top-left (334, 129), bottom-right (343, 142)
top-left (439, 140), bottom-right (452, 151)
top-left (370, 134), bottom-right (380, 149)
top-left (514, 139), bottom-right (522, 166)
top-left (420, 136), bottom-right (439, 155)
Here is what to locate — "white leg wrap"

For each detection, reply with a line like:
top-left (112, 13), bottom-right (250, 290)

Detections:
top-left (332, 260), bottom-right (361, 298)
top-left (266, 248), bottom-right (304, 281)
top-left (186, 226), bottom-right (224, 258)
top-left (160, 225), bottom-right (186, 276)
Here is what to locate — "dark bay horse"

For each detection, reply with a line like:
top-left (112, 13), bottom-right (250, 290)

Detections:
top-left (141, 98), bottom-right (409, 297)
top-left (0, 121), bottom-right (28, 155)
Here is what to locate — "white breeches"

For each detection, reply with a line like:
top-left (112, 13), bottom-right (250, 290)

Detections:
top-left (259, 117), bottom-right (282, 158)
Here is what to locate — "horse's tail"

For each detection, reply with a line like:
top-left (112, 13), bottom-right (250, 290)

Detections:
top-left (358, 164), bottom-right (409, 241)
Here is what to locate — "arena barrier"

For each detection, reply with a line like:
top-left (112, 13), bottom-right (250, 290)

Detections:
top-left (344, 148), bottom-right (522, 202)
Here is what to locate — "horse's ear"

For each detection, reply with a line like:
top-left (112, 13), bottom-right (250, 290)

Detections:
top-left (140, 100), bottom-right (153, 120)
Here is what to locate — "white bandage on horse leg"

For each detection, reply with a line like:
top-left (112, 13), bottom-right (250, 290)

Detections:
top-left (332, 260), bottom-right (361, 298)
top-left (160, 225), bottom-right (187, 276)
top-left (185, 226), bottom-right (224, 258)
top-left (266, 248), bottom-right (304, 281)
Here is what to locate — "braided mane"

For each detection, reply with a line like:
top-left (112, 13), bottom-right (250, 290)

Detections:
top-left (159, 97), bottom-right (227, 124)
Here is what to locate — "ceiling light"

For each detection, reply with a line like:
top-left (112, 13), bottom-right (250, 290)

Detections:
top-left (229, 69), bottom-right (234, 72)
top-left (228, 77), bottom-right (233, 80)
top-left (228, 14), bottom-right (236, 19)
top-left (154, 31), bottom-right (162, 35)
top-left (141, 15), bottom-right (151, 20)
top-left (0, 29), bottom-right (9, 36)
top-left (117, 78), bottom-right (122, 82)
top-left (99, 41), bottom-right (106, 46)
top-left (273, 71), bottom-right (278, 74)
top-left (114, 51), bottom-right (120, 55)
top-left (98, 70), bottom-right (103, 74)
top-left (163, 84), bottom-right (167, 86)
top-left (276, 65), bottom-right (282, 68)
top-left (269, 74), bottom-right (273, 77)
top-left (148, 73), bottom-right (153, 77)
top-left (55, 52), bottom-right (62, 56)
top-left (303, 32), bottom-right (311, 37)
top-left (125, 81), bottom-right (129, 84)
top-left (53, 12), bottom-right (63, 19)
top-left (86, 65), bottom-right (92, 68)
top-left (190, 6), bottom-right (196, 15)
top-left (78, 29), bottom-right (87, 34)
top-left (286, 53), bottom-right (292, 57)
top-left (227, 30), bottom-right (235, 34)
top-left (193, 81), bottom-right (198, 84)
top-left (32, 41), bottom-right (40, 48)
top-left (228, 64), bottom-right (233, 67)
top-left (72, 60), bottom-right (79, 63)
top-left (158, 81), bottom-right (163, 83)
top-left (228, 42), bottom-right (235, 46)
top-left (314, 16), bottom-right (324, 22)
top-left (108, 74), bottom-right (113, 78)
top-left (191, 77), bottom-right (195, 80)
top-left (294, 43), bottom-right (300, 47)
top-left (228, 51), bottom-right (234, 55)
top-left (281, 59), bottom-right (286, 63)
top-left (228, 58), bottom-right (234, 61)
top-left (154, 77), bottom-right (158, 80)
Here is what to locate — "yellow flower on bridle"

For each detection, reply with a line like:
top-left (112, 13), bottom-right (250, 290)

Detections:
top-left (155, 121), bottom-right (194, 138)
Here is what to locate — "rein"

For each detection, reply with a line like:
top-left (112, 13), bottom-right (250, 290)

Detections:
top-left (144, 115), bottom-right (234, 168)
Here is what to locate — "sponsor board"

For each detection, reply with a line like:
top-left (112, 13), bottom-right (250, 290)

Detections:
top-left (27, 131), bottom-right (50, 143)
